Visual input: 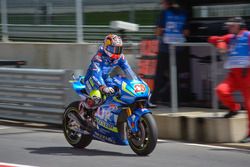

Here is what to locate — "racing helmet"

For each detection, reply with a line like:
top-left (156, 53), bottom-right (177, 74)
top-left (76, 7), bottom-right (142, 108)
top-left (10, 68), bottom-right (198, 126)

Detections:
top-left (103, 34), bottom-right (123, 60)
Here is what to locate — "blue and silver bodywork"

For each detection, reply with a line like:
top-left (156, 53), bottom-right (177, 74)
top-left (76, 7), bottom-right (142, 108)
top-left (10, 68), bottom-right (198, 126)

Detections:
top-left (71, 74), bottom-right (151, 145)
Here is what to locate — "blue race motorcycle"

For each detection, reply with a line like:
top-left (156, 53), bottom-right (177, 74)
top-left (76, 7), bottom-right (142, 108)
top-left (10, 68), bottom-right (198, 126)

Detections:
top-left (62, 72), bottom-right (158, 156)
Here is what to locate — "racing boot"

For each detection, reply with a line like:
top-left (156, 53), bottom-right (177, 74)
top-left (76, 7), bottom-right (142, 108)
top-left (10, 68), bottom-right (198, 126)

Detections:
top-left (223, 110), bottom-right (239, 118)
top-left (240, 135), bottom-right (250, 143)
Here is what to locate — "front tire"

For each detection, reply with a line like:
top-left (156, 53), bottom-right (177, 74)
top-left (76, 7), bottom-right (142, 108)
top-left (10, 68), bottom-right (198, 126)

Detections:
top-left (62, 101), bottom-right (92, 148)
top-left (128, 113), bottom-right (158, 156)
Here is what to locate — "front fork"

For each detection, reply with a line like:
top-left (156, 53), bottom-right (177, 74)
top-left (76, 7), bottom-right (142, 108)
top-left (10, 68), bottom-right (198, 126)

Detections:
top-left (126, 108), bottom-right (151, 133)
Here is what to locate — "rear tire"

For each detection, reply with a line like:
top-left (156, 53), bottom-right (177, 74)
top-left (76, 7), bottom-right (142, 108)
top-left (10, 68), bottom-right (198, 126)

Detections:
top-left (62, 101), bottom-right (92, 148)
top-left (128, 113), bottom-right (158, 156)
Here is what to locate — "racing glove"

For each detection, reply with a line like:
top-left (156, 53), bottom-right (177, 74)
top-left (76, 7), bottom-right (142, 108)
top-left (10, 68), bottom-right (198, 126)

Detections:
top-left (100, 86), bottom-right (115, 95)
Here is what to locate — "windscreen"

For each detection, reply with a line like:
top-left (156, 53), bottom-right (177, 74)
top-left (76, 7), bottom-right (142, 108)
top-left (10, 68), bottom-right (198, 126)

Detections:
top-left (109, 66), bottom-right (138, 80)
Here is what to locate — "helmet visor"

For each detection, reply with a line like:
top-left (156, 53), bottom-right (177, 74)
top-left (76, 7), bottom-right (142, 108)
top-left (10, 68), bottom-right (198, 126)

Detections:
top-left (106, 45), bottom-right (123, 54)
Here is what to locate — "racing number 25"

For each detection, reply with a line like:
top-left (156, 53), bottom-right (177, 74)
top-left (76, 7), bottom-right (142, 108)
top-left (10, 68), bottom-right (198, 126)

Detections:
top-left (134, 84), bottom-right (146, 93)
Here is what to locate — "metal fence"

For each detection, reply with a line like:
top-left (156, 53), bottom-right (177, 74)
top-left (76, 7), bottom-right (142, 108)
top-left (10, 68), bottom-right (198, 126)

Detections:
top-left (0, 24), bottom-right (155, 42)
top-left (0, 68), bottom-right (77, 124)
top-left (0, 0), bottom-right (158, 43)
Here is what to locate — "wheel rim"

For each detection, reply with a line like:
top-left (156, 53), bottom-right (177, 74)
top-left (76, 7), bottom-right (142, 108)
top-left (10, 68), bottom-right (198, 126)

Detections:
top-left (64, 109), bottom-right (82, 144)
top-left (129, 118), bottom-right (150, 150)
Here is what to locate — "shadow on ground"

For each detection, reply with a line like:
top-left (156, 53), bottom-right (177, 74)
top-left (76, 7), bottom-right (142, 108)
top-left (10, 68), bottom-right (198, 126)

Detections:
top-left (26, 146), bottom-right (137, 157)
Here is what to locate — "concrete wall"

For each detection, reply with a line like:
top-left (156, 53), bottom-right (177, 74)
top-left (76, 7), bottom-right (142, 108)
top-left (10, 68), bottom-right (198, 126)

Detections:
top-left (0, 42), bottom-right (138, 74)
top-left (0, 42), bottom-right (99, 73)
top-left (154, 113), bottom-right (248, 143)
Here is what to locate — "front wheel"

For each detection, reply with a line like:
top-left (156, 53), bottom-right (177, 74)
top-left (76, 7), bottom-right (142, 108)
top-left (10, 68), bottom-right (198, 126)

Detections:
top-left (128, 113), bottom-right (158, 156)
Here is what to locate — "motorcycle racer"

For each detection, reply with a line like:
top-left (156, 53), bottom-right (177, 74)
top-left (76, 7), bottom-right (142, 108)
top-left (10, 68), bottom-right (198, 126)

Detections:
top-left (82, 34), bottom-right (135, 113)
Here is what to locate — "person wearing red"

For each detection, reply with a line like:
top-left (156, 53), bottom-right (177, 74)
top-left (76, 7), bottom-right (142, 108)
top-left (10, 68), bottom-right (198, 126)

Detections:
top-left (208, 17), bottom-right (250, 143)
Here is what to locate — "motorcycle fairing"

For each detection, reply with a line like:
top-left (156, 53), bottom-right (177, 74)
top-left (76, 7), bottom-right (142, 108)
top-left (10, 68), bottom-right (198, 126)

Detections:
top-left (92, 100), bottom-right (129, 145)
top-left (71, 75), bottom-right (151, 145)
top-left (112, 76), bottom-right (150, 105)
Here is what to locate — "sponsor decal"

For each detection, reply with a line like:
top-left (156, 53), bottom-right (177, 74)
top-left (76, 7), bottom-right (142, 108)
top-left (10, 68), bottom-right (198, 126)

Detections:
top-left (92, 76), bottom-right (101, 86)
top-left (121, 54), bottom-right (125, 60)
top-left (109, 104), bottom-right (118, 111)
top-left (96, 107), bottom-right (114, 121)
top-left (94, 132), bottom-right (116, 143)
top-left (122, 82), bottom-right (134, 96)
top-left (86, 80), bottom-right (92, 91)
top-left (113, 78), bottom-right (121, 85)
top-left (95, 118), bottom-right (118, 133)
top-left (102, 66), bottom-right (110, 73)
top-left (95, 54), bottom-right (102, 62)
top-left (134, 84), bottom-right (146, 93)
top-left (131, 115), bottom-right (136, 121)
top-left (92, 62), bottom-right (100, 71)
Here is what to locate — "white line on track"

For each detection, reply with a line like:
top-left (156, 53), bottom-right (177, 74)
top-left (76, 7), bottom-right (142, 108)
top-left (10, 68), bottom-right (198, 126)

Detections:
top-left (0, 126), bottom-right (10, 130)
top-left (184, 143), bottom-right (237, 150)
top-left (157, 139), bottom-right (250, 152)
top-left (0, 162), bottom-right (38, 167)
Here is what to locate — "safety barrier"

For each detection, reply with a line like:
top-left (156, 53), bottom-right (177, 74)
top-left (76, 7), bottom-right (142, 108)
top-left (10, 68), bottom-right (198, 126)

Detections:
top-left (0, 68), bottom-right (76, 124)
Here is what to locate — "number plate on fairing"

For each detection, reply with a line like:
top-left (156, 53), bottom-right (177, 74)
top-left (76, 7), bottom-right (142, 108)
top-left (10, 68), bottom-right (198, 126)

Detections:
top-left (134, 84), bottom-right (146, 93)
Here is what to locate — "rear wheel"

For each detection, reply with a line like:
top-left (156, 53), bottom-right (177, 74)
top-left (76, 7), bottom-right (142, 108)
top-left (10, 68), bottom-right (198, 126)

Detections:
top-left (62, 101), bottom-right (92, 148)
top-left (128, 113), bottom-right (158, 156)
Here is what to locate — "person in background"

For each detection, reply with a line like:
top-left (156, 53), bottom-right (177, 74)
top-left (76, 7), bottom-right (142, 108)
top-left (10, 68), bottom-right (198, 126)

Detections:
top-left (208, 17), bottom-right (250, 143)
top-left (149, 0), bottom-right (189, 107)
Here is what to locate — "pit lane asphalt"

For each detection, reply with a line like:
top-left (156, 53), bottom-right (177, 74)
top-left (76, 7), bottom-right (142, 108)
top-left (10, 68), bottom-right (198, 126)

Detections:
top-left (0, 122), bottom-right (249, 167)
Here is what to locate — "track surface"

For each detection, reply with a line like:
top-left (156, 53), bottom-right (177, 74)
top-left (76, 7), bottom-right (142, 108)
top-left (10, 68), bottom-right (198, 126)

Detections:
top-left (0, 124), bottom-right (249, 167)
